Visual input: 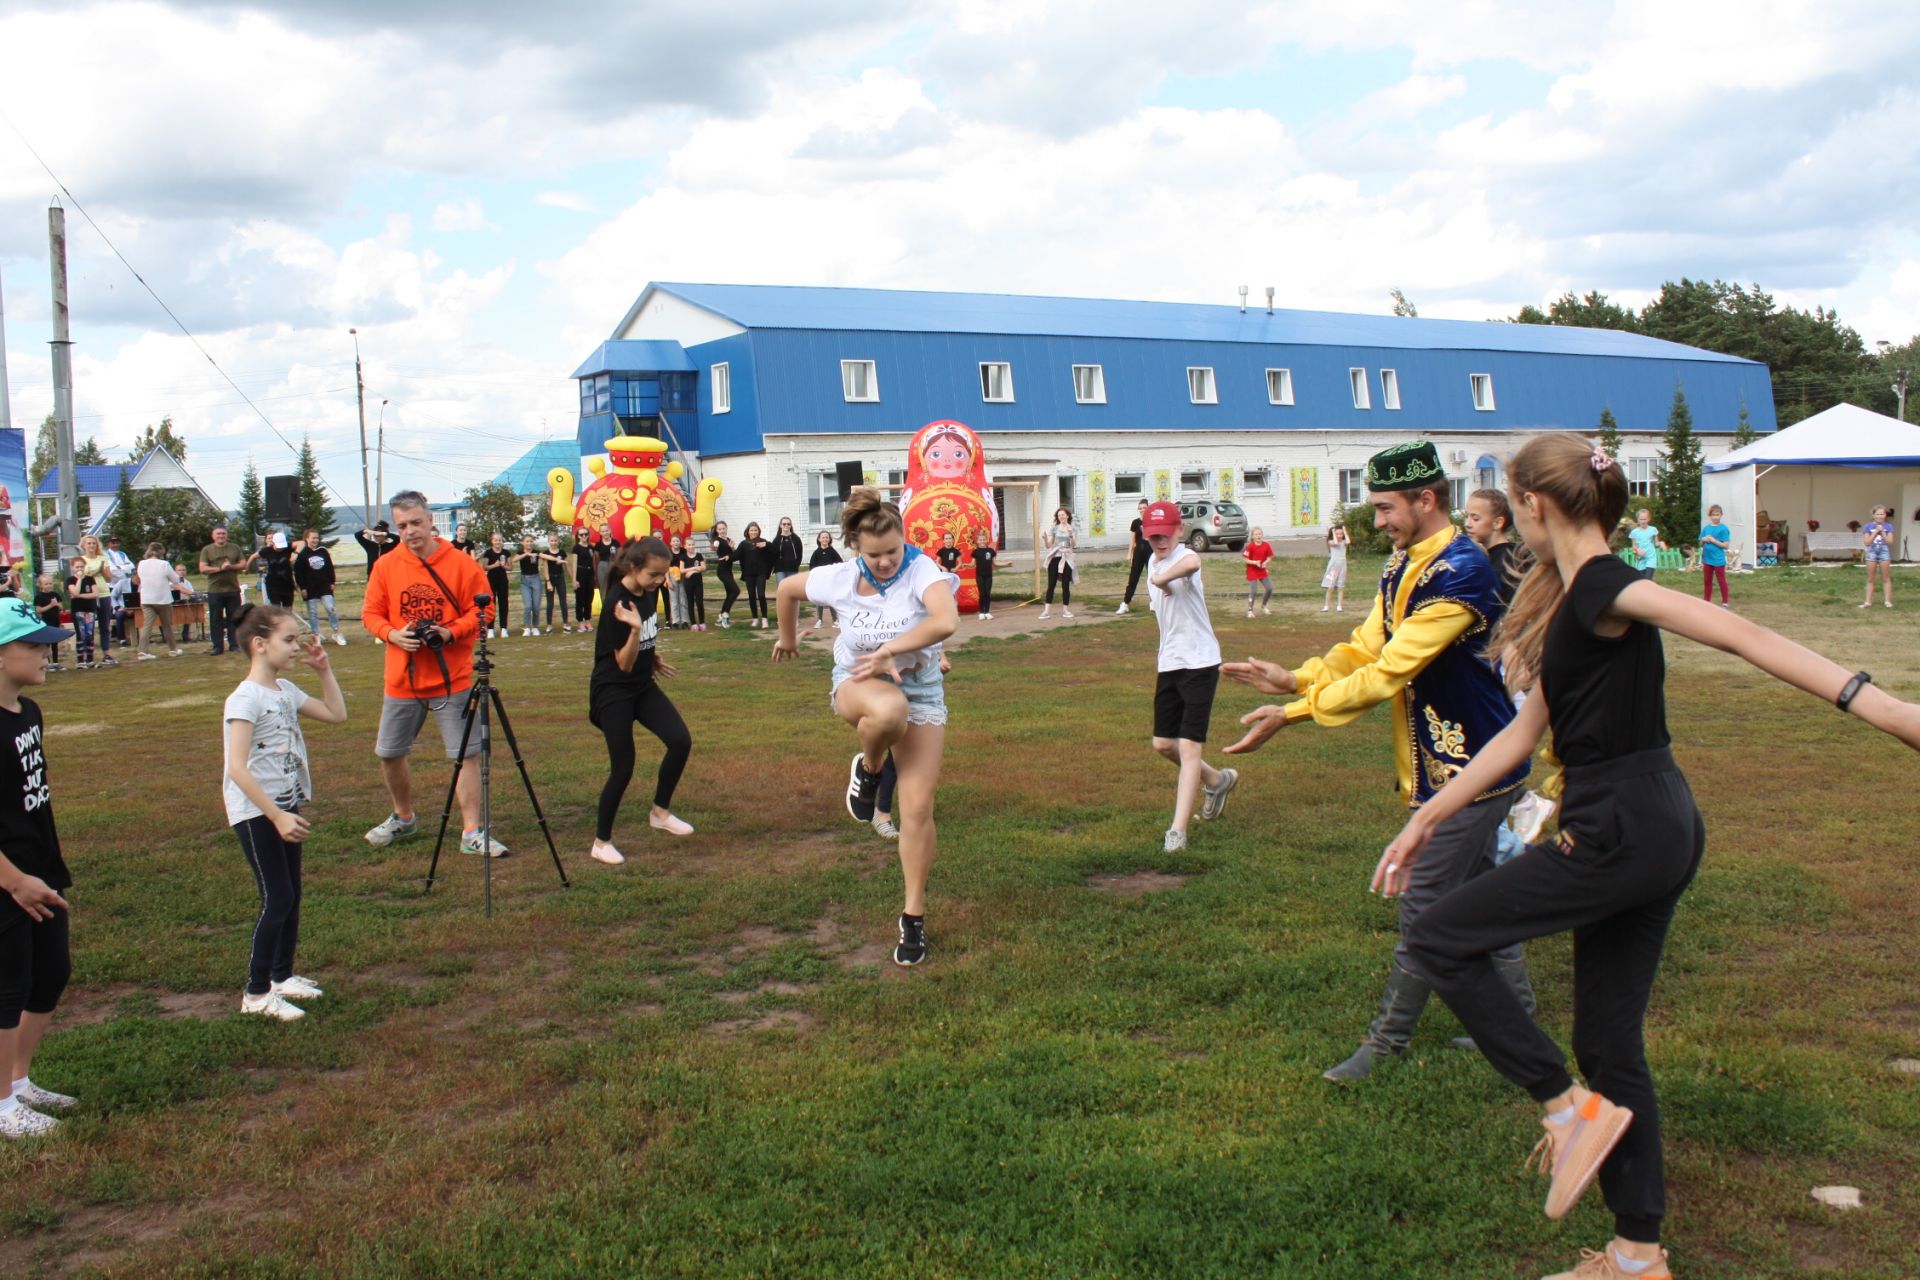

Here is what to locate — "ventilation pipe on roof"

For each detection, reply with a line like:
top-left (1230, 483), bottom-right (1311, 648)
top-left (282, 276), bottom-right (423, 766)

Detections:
top-left (1238, 285), bottom-right (1248, 314)
top-left (1265, 287), bottom-right (1275, 315)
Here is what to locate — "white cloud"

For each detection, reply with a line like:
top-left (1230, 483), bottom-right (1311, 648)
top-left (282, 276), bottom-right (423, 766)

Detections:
top-left (431, 198), bottom-right (495, 232)
top-left (536, 191), bottom-right (593, 212)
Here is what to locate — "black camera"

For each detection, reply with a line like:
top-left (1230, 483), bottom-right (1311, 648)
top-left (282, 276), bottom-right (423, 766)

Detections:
top-left (407, 618), bottom-right (446, 650)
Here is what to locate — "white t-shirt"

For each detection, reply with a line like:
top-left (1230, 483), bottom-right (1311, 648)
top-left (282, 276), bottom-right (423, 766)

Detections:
top-left (1148, 545), bottom-right (1221, 672)
top-left (805, 555), bottom-right (958, 673)
top-left (222, 678), bottom-right (312, 826)
top-left (136, 557), bottom-right (180, 606)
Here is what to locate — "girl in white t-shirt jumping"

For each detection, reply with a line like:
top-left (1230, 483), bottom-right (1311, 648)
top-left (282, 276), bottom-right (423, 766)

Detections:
top-left (773, 487), bottom-right (959, 967)
top-left (221, 604), bottom-right (346, 1022)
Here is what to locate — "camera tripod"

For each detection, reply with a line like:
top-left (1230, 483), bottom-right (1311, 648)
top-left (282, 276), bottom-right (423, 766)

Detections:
top-left (424, 596), bottom-right (569, 914)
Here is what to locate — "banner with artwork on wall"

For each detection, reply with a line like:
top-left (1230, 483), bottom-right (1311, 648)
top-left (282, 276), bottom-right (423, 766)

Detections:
top-left (1088, 470), bottom-right (1107, 537)
top-left (1216, 468), bottom-right (1236, 502)
top-left (1153, 469), bottom-right (1173, 502)
top-left (0, 428), bottom-right (26, 572)
top-left (1290, 466), bottom-right (1319, 529)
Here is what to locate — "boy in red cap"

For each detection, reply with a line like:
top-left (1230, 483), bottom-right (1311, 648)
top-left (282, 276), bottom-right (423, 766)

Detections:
top-left (1141, 501), bottom-right (1238, 852)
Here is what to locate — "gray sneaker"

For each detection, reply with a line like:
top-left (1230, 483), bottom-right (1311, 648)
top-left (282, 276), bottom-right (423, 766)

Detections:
top-left (1163, 828), bottom-right (1187, 853)
top-left (364, 813), bottom-right (419, 846)
top-left (1200, 767), bottom-right (1239, 821)
top-left (872, 815), bottom-right (900, 840)
top-left (460, 828), bottom-right (509, 858)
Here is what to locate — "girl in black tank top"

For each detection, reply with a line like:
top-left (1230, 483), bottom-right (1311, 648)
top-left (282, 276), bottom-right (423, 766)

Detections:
top-left (1369, 434), bottom-right (1920, 1279)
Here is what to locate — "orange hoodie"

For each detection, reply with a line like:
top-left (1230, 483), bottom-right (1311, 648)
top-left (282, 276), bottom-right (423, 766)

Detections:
top-left (362, 538), bottom-right (492, 699)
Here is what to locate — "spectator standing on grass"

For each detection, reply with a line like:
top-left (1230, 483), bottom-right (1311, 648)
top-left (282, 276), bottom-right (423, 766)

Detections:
top-left (1374, 434), bottom-right (1920, 1280)
top-left (449, 523), bottom-right (475, 559)
top-left (1627, 509), bottom-right (1665, 577)
top-left (709, 522), bottom-right (739, 628)
top-left (355, 521), bottom-right (394, 581)
top-left (542, 535), bottom-right (571, 633)
top-left (33, 578), bottom-right (65, 673)
top-left (199, 526), bottom-right (249, 656)
top-left (735, 521), bottom-right (773, 629)
top-left (592, 524), bottom-right (616, 604)
top-left (1039, 507), bottom-right (1077, 620)
top-left (971, 530), bottom-right (996, 621)
top-left (664, 535), bottom-right (688, 630)
top-left (809, 530), bottom-right (843, 628)
top-left (134, 542), bottom-right (186, 660)
top-left (223, 604), bottom-right (346, 1023)
top-left (77, 535), bottom-right (114, 653)
top-left (680, 538), bottom-right (707, 632)
top-left (1698, 505), bottom-right (1732, 609)
top-left (63, 558), bottom-right (109, 669)
top-left (1243, 527), bottom-right (1274, 618)
top-left (103, 535), bottom-right (136, 647)
top-left (1116, 499), bottom-right (1152, 615)
top-left (516, 534), bottom-right (546, 637)
top-left (0, 596), bottom-right (80, 1140)
top-left (1321, 523), bottom-right (1351, 613)
top-left (294, 529), bottom-right (345, 645)
top-left (1860, 504), bottom-right (1895, 610)
top-left (771, 517), bottom-right (804, 588)
top-left (1466, 489), bottom-right (1522, 608)
top-left (571, 535), bottom-right (597, 633)
top-left (482, 532), bottom-right (513, 638)
top-left (259, 532), bottom-right (297, 608)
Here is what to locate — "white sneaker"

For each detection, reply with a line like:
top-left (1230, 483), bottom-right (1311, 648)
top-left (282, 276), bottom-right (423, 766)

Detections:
top-left (1163, 828), bottom-right (1187, 853)
top-left (461, 828), bottom-right (509, 858)
top-left (590, 840), bottom-right (625, 865)
top-left (334, 633), bottom-right (347, 646)
top-left (12, 1079), bottom-right (76, 1110)
top-left (136, 652), bottom-right (157, 661)
top-left (168, 648), bottom-right (185, 657)
top-left (1039, 606), bottom-right (1051, 619)
top-left (1201, 767), bottom-right (1239, 821)
top-left (1115, 603), bottom-right (1130, 615)
top-left (1246, 609), bottom-right (1254, 618)
top-left (813, 617), bottom-right (823, 628)
top-left (1062, 608), bottom-right (1074, 619)
top-left (981, 613), bottom-right (993, 620)
top-left (0, 1103), bottom-right (60, 1139)
top-left (649, 810), bottom-right (695, 836)
top-left (364, 812), bottom-right (419, 846)
top-left (1262, 606), bottom-right (1271, 616)
top-left (872, 815), bottom-right (900, 840)
top-left (240, 990), bottom-right (305, 1021)
top-left (1320, 605), bottom-right (1329, 612)
top-left (272, 976), bottom-right (323, 1000)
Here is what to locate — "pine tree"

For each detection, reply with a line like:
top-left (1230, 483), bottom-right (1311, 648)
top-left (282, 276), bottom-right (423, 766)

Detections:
top-left (234, 461), bottom-right (266, 550)
top-left (1656, 382), bottom-right (1704, 543)
top-left (293, 437), bottom-right (336, 541)
top-left (1596, 405), bottom-right (1623, 459)
top-left (127, 415), bottom-right (189, 464)
top-left (1732, 396), bottom-right (1757, 448)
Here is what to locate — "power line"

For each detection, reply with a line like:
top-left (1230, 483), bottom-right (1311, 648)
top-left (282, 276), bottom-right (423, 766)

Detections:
top-left (0, 107), bottom-right (358, 510)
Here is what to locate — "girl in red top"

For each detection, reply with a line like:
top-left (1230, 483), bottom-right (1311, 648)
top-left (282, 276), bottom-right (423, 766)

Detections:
top-left (1242, 527), bottom-right (1274, 618)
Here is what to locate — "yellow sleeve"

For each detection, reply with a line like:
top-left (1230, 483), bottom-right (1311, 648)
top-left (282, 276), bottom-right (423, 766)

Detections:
top-left (1281, 601), bottom-right (1478, 727)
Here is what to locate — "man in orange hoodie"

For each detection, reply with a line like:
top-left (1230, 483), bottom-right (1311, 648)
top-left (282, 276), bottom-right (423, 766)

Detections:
top-left (361, 491), bottom-right (506, 857)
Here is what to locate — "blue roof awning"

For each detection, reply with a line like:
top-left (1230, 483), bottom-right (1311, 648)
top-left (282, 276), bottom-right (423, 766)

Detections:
top-left (570, 340), bottom-right (693, 379)
top-left (1474, 454), bottom-right (1499, 471)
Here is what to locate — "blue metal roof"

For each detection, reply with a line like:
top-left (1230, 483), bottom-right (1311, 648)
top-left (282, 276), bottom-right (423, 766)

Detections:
top-left (34, 463), bottom-right (136, 498)
top-left (571, 340), bottom-right (694, 379)
top-left (648, 283), bottom-right (1759, 365)
top-left (492, 440), bottom-right (579, 496)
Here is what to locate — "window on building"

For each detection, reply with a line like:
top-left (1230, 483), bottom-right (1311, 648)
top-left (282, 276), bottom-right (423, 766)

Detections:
top-left (1450, 478), bottom-right (1468, 512)
top-left (1187, 367), bottom-right (1217, 404)
top-left (1339, 468), bottom-right (1365, 506)
top-left (659, 372), bottom-right (696, 411)
top-left (807, 472), bottom-right (844, 526)
top-left (1241, 467), bottom-right (1272, 496)
top-left (1266, 368), bottom-right (1294, 406)
top-left (1470, 372), bottom-right (1496, 411)
top-left (1179, 469), bottom-right (1209, 496)
top-left (1350, 368), bottom-right (1370, 410)
top-left (710, 363), bottom-right (730, 414)
top-left (980, 362), bottom-right (1014, 402)
top-left (1381, 368), bottom-right (1401, 410)
top-left (885, 469), bottom-right (906, 490)
top-left (841, 359), bottom-right (878, 402)
top-left (1628, 457), bottom-right (1658, 497)
top-left (579, 379), bottom-right (594, 415)
top-left (1113, 473), bottom-right (1145, 497)
top-left (1072, 364), bottom-right (1105, 404)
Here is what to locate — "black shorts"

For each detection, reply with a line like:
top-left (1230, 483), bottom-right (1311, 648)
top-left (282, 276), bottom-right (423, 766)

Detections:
top-left (1153, 665), bottom-right (1220, 742)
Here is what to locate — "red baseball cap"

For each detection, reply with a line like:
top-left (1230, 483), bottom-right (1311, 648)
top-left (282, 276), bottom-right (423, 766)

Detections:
top-left (1140, 501), bottom-right (1182, 536)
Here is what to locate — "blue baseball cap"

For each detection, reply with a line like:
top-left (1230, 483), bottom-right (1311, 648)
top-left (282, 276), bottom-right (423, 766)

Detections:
top-left (0, 596), bottom-right (72, 646)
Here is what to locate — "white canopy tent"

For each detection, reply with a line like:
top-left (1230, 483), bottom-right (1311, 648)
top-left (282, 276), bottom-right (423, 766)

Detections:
top-left (1701, 403), bottom-right (1920, 568)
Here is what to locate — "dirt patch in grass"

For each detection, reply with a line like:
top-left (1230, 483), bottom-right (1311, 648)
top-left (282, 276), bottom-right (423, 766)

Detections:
top-left (0, 1202), bottom-right (190, 1277)
top-left (1085, 871), bottom-right (1190, 896)
top-left (678, 830), bottom-right (856, 878)
top-left (360, 961), bottom-right (435, 990)
top-left (57, 984), bottom-right (230, 1026)
top-left (715, 981), bottom-right (815, 1004)
top-left (154, 992), bottom-right (232, 1021)
top-left (707, 1009), bottom-right (818, 1036)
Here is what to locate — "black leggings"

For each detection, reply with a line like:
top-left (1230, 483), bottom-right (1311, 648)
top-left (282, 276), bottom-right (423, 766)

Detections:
top-left (1122, 547), bottom-right (1151, 604)
top-left (0, 908), bottom-right (71, 1029)
top-left (1045, 559), bottom-right (1073, 605)
top-left (744, 574), bottom-right (770, 621)
top-left (487, 572), bottom-right (510, 627)
top-left (1403, 748), bottom-right (1705, 1244)
top-left (575, 583), bottom-right (595, 624)
top-left (975, 572), bottom-right (992, 615)
top-left (683, 574), bottom-right (705, 625)
top-left (547, 575), bottom-right (570, 626)
top-left (235, 811), bottom-right (304, 997)
top-left (597, 685), bottom-right (693, 840)
top-left (717, 569), bottom-right (740, 616)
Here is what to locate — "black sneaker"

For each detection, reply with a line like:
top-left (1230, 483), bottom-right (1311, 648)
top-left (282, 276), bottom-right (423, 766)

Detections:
top-left (845, 753), bottom-right (880, 822)
top-left (893, 914), bottom-right (928, 967)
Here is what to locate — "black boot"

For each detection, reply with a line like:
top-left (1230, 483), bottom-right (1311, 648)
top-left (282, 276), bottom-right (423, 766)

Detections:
top-left (1323, 963), bottom-right (1432, 1082)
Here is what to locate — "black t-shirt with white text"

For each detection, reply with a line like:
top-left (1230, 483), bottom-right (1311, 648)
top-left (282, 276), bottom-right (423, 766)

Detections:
top-left (936, 547), bottom-right (963, 571)
top-left (971, 546), bottom-right (997, 576)
top-left (482, 549), bottom-right (512, 580)
top-left (590, 581), bottom-right (659, 720)
top-left (0, 699), bottom-right (68, 911)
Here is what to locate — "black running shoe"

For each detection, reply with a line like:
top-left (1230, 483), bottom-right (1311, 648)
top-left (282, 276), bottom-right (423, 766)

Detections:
top-left (893, 914), bottom-right (928, 967)
top-left (846, 753), bottom-right (880, 822)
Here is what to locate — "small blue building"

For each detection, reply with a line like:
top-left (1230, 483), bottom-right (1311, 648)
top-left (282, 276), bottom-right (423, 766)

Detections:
top-left (573, 283), bottom-right (1774, 548)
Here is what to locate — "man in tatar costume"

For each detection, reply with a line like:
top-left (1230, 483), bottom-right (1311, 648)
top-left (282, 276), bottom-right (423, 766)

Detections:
top-left (1224, 441), bottom-right (1537, 1081)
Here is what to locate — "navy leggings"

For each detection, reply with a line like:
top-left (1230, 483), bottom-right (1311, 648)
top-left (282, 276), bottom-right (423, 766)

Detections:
top-left (235, 811), bottom-right (303, 996)
top-left (0, 908), bottom-right (71, 1030)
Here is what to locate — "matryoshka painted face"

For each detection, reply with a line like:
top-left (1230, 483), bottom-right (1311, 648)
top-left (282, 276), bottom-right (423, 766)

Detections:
top-left (923, 434), bottom-right (973, 480)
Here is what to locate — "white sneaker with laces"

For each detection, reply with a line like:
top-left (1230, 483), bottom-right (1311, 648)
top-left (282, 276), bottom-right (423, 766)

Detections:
top-left (1163, 828), bottom-right (1187, 853)
top-left (1201, 767), bottom-right (1239, 821)
top-left (168, 648), bottom-right (185, 656)
top-left (240, 990), bottom-right (305, 1021)
top-left (872, 815), bottom-right (900, 840)
top-left (334, 633), bottom-right (348, 646)
top-left (0, 1103), bottom-right (60, 1139)
top-left (461, 828), bottom-right (509, 857)
top-left (136, 652), bottom-right (157, 661)
top-left (272, 976), bottom-right (323, 1000)
top-left (1038, 606), bottom-right (1051, 619)
top-left (1062, 608), bottom-right (1074, 618)
top-left (365, 812), bottom-right (419, 846)
top-left (12, 1079), bottom-right (76, 1110)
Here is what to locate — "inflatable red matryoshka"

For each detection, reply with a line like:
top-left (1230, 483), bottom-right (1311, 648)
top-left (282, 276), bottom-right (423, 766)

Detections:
top-left (898, 419), bottom-right (996, 614)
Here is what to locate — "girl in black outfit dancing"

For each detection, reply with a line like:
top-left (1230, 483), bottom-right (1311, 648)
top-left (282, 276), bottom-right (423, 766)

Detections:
top-left (735, 522), bottom-right (773, 629)
top-left (589, 538), bottom-right (695, 867)
top-left (709, 522), bottom-right (739, 628)
top-left (808, 530), bottom-right (842, 628)
top-left (1378, 433), bottom-right (1920, 1280)
top-left (771, 517), bottom-right (804, 586)
top-left (571, 537), bottom-right (596, 632)
top-left (481, 533), bottom-right (512, 637)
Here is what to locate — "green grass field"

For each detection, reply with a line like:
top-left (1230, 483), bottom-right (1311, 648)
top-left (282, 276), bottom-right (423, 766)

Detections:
top-left (3, 554), bottom-right (1917, 1278)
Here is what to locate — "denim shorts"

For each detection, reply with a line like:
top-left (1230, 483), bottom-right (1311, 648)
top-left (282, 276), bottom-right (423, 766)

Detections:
top-left (1866, 543), bottom-right (1891, 563)
top-left (831, 660), bottom-right (948, 726)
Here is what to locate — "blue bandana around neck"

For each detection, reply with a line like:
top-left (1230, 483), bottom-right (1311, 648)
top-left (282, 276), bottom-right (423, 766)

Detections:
top-left (857, 543), bottom-right (923, 597)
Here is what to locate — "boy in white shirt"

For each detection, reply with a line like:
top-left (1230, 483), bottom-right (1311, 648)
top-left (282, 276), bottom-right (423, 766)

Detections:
top-left (134, 542), bottom-right (187, 659)
top-left (1141, 501), bottom-right (1238, 852)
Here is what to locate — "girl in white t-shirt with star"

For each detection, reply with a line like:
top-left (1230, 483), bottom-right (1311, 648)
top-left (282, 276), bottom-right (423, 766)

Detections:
top-left (773, 487), bottom-right (958, 967)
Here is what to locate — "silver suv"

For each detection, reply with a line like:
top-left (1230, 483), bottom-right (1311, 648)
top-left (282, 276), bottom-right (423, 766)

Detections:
top-left (1177, 501), bottom-right (1249, 551)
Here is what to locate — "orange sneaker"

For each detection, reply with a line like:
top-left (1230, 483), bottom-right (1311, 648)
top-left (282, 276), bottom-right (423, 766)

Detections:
top-left (1525, 1090), bottom-right (1634, 1219)
top-left (1542, 1245), bottom-right (1671, 1280)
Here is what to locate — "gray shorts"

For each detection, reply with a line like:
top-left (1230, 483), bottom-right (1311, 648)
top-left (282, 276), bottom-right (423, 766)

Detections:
top-left (376, 691), bottom-right (479, 759)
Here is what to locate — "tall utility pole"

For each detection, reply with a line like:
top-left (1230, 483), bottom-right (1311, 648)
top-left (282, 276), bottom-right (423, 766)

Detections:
top-left (0, 263), bottom-right (13, 435)
top-left (351, 328), bottom-right (372, 524)
top-left (47, 205), bottom-right (79, 561)
top-left (375, 398), bottom-right (387, 514)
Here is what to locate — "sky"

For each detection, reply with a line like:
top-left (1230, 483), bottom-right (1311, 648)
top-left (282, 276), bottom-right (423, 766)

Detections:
top-left (1, 0), bottom-right (1917, 513)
